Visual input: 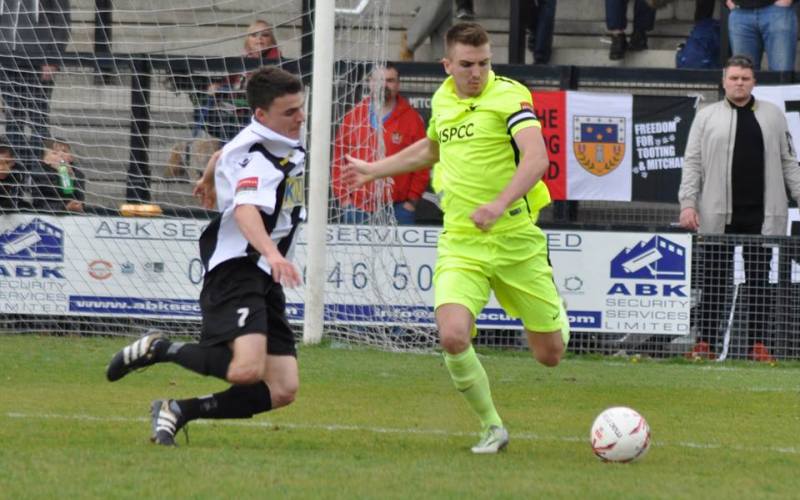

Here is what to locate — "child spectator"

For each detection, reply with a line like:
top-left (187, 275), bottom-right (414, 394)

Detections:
top-left (0, 136), bottom-right (30, 212)
top-left (31, 137), bottom-right (85, 213)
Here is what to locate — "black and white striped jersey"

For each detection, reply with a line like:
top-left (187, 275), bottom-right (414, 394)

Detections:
top-left (199, 118), bottom-right (306, 277)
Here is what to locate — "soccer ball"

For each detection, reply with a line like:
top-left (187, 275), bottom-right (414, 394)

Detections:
top-left (590, 406), bottom-right (651, 463)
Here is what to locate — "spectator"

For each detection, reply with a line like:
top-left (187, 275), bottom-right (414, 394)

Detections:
top-left (726, 0), bottom-right (797, 71)
top-left (455, 0), bottom-right (476, 20)
top-left (527, 0), bottom-right (558, 65)
top-left (243, 19), bottom-right (281, 60)
top-left (31, 137), bottom-right (85, 213)
top-left (0, 136), bottom-right (29, 211)
top-left (605, 0), bottom-right (656, 60)
top-left (166, 19), bottom-right (282, 178)
top-left (0, 0), bottom-right (71, 172)
top-left (678, 55), bottom-right (800, 362)
top-left (203, 19), bottom-right (282, 143)
top-left (332, 63), bottom-right (430, 225)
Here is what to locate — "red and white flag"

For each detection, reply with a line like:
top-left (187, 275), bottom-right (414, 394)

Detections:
top-left (532, 90), bottom-right (633, 201)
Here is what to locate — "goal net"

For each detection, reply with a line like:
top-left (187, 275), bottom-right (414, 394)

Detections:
top-left (0, 0), bottom-right (438, 350)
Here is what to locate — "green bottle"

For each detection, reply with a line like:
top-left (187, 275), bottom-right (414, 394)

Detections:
top-left (58, 160), bottom-right (74, 196)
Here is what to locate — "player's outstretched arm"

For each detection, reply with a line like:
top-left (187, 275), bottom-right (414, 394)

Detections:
top-left (342, 137), bottom-right (438, 188)
top-left (470, 126), bottom-right (549, 231)
top-left (193, 149), bottom-right (222, 209)
top-left (233, 204), bottom-right (302, 288)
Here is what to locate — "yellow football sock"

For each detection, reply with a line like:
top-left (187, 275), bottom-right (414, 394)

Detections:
top-left (444, 344), bottom-right (502, 430)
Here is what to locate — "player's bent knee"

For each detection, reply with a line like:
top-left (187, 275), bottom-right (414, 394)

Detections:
top-left (227, 363), bottom-right (264, 385)
top-left (526, 330), bottom-right (564, 367)
top-left (440, 331), bottom-right (471, 354)
top-left (271, 388), bottom-right (297, 408)
top-left (269, 381), bottom-right (298, 409)
top-left (534, 350), bottom-right (562, 367)
top-left (531, 341), bottom-right (563, 367)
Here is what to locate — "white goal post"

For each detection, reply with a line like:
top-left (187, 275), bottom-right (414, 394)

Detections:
top-left (301, 0), bottom-right (437, 348)
top-left (302, 0), bottom-right (336, 345)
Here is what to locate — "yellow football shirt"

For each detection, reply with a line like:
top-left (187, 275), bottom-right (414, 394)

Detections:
top-left (426, 71), bottom-right (550, 233)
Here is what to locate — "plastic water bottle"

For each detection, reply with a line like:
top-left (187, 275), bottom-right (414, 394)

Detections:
top-left (58, 160), bottom-right (74, 196)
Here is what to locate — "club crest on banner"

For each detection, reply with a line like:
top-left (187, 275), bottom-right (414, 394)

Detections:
top-left (573, 116), bottom-right (626, 176)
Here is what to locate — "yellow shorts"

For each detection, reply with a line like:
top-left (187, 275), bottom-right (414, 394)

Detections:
top-left (434, 224), bottom-right (563, 334)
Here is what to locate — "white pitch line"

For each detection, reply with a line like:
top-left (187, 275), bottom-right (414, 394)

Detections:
top-left (5, 412), bottom-right (799, 456)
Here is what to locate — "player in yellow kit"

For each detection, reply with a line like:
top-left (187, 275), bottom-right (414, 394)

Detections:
top-left (344, 22), bottom-right (569, 454)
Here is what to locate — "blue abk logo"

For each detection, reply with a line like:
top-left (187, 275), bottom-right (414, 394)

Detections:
top-left (0, 219), bottom-right (64, 262)
top-left (610, 236), bottom-right (685, 280)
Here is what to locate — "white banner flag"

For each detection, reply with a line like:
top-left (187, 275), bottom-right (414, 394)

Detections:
top-left (566, 91), bottom-right (633, 200)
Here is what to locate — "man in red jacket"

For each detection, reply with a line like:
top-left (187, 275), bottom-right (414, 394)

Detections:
top-left (332, 63), bottom-right (430, 224)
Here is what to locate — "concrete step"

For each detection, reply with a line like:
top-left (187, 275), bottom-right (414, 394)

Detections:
top-left (549, 47), bottom-right (679, 68)
top-left (73, 0), bottom-right (692, 24)
top-left (63, 0), bottom-right (715, 55)
top-left (394, 0), bottom-right (712, 61)
top-left (61, 0), bottom-right (709, 67)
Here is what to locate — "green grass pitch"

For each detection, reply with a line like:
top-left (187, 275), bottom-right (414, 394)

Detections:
top-left (1, 335), bottom-right (798, 499)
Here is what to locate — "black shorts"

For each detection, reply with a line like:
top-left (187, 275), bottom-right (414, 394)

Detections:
top-left (199, 257), bottom-right (296, 356)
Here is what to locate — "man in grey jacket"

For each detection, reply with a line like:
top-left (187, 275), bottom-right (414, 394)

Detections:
top-left (679, 54), bottom-right (800, 362)
top-left (0, 0), bottom-right (71, 175)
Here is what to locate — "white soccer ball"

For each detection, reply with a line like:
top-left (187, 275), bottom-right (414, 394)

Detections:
top-left (590, 406), bottom-right (651, 463)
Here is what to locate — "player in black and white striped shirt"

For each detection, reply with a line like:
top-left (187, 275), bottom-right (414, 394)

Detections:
top-left (106, 67), bottom-right (306, 446)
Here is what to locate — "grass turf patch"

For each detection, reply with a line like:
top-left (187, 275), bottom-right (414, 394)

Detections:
top-left (1, 335), bottom-right (798, 499)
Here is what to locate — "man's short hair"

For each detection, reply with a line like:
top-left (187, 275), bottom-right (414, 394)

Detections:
top-left (724, 55), bottom-right (755, 72)
top-left (246, 66), bottom-right (303, 112)
top-left (445, 22), bottom-right (490, 51)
